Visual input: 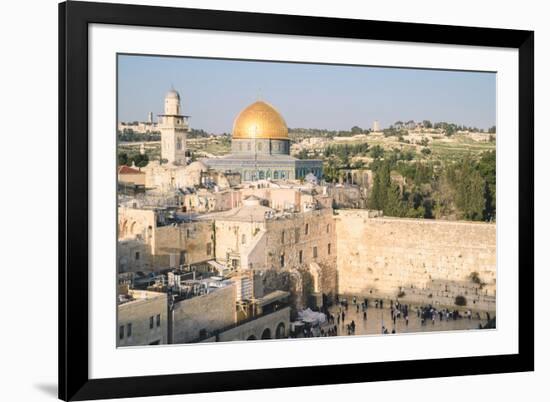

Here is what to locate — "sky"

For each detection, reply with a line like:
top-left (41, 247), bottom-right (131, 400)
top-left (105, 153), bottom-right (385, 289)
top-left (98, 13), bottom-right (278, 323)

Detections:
top-left (118, 54), bottom-right (496, 133)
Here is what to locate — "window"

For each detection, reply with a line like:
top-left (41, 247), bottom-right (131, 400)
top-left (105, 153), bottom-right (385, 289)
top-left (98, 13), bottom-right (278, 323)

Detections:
top-left (305, 223), bottom-right (309, 235)
top-left (326, 224), bottom-right (330, 233)
top-left (295, 228), bottom-right (300, 243)
top-left (299, 250), bottom-right (303, 264)
top-left (328, 243), bottom-right (331, 255)
top-left (313, 246), bottom-right (318, 258)
top-left (280, 253), bottom-right (285, 267)
top-left (186, 229), bottom-right (191, 238)
top-left (176, 138), bottom-right (182, 150)
top-left (135, 251), bottom-right (140, 261)
top-left (119, 325), bottom-right (124, 340)
top-left (149, 316), bottom-right (154, 329)
top-left (274, 171), bottom-right (279, 179)
top-left (241, 234), bottom-right (246, 244)
top-left (127, 323), bottom-right (132, 337)
top-left (281, 231), bottom-right (285, 244)
top-left (156, 314), bottom-right (161, 327)
top-left (206, 242), bottom-right (212, 256)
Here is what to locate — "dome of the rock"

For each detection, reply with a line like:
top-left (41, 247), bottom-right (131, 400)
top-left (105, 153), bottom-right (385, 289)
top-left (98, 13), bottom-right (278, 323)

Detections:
top-left (232, 101), bottom-right (288, 140)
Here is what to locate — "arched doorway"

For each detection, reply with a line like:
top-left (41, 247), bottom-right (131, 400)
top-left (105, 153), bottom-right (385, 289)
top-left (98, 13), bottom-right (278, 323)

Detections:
top-left (261, 328), bottom-right (271, 340)
top-left (275, 322), bottom-right (286, 339)
top-left (246, 335), bottom-right (257, 341)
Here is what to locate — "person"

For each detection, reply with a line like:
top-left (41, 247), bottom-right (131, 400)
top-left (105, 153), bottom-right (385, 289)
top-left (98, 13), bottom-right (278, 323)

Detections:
top-left (380, 299), bottom-right (384, 309)
top-left (363, 311), bottom-right (367, 320)
top-left (337, 313), bottom-right (340, 325)
top-left (353, 296), bottom-right (357, 305)
top-left (391, 328), bottom-right (396, 334)
top-left (375, 299), bottom-right (379, 309)
top-left (351, 320), bottom-right (356, 333)
top-left (356, 304), bottom-right (359, 313)
top-left (405, 315), bottom-right (409, 326)
top-left (381, 325), bottom-right (386, 335)
top-left (342, 311), bottom-right (346, 323)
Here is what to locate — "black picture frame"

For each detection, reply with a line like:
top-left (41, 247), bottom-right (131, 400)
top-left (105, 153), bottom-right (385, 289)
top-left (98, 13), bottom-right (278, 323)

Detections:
top-left (59, 1), bottom-right (534, 400)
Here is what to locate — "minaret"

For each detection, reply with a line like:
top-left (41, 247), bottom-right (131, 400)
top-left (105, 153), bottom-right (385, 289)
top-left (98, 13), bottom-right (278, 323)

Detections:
top-left (159, 88), bottom-right (189, 165)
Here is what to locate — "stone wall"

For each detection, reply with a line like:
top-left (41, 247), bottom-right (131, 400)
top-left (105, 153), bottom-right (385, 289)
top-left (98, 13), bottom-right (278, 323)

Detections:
top-left (214, 307), bottom-right (290, 342)
top-left (171, 284), bottom-right (236, 343)
top-left (335, 210), bottom-right (496, 311)
top-left (154, 220), bottom-right (214, 267)
top-left (117, 290), bottom-right (168, 346)
top-left (263, 209), bottom-right (337, 294)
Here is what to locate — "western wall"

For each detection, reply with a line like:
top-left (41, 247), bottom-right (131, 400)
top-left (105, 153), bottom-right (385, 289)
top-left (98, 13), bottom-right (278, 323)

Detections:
top-left (334, 210), bottom-right (496, 312)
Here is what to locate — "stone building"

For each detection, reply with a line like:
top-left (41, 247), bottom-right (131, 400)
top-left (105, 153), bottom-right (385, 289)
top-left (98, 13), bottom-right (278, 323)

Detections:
top-left (118, 206), bottom-right (214, 272)
top-left (158, 89), bottom-right (189, 165)
top-left (170, 280), bottom-right (237, 343)
top-left (199, 193), bottom-right (338, 304)
top-left (202, 100), bottom-right (323, 181)
top-left (117, 287), bottom-right (168, 346)
top-left (118, 165), bottom-right (146, 186)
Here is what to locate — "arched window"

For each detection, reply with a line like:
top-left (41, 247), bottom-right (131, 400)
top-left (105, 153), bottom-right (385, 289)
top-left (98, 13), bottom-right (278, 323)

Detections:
top-left (261, 328), bottom-right (272, 340)
top-left (275, 323), bottom-right (286, 339)
top-left (259, 171), bottom-right (265, 180)
top-left (274, 171), bottom-right (279, 179)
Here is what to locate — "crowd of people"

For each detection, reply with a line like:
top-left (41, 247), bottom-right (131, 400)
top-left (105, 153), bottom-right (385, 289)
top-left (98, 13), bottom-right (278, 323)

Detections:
top-left (300, 295), bottom-right (491, 338)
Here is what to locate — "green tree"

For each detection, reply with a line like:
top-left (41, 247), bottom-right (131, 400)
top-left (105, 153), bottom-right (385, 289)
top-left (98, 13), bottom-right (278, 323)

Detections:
top-left (131, 153), bottom-right (149, 170)
top-left (385, 183), bottom-right (404, 216)
top-left (370, 145), bottom-right (384, 159)
top-left (350, 126), bottom-right (363, 134)
top-left (118, 152), bottom-right (129, 166)
top-left (455, 158), bottom-right (485, 220)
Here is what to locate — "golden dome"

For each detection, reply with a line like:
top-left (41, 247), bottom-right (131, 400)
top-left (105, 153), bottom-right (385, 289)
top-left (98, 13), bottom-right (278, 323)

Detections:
top-left (232, 101), bottom-right (288, 140)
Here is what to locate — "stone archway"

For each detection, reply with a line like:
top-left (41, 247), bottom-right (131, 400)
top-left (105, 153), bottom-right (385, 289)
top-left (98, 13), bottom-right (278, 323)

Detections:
top-left (246, 335), bottom-right (257, 341)
top-left (260, 328), bottom-right (271, 340)
top-left (275, 322), bottom-right (286, 339)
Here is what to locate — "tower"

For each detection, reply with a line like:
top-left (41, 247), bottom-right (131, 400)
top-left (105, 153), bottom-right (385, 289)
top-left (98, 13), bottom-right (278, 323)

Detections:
top-left (159, 89), bottom-right (189, 165)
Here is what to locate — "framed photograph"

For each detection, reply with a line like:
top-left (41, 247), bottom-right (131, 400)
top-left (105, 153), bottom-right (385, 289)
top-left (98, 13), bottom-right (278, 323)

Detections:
top-left (59, 1), bottom-right (534, 400)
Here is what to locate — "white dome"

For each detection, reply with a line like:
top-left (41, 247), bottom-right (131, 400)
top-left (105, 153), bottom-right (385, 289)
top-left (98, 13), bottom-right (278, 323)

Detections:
top-left (186, 161), bottom-right (208, 172)
top-left (165, 89), bottom-right (180, 100)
